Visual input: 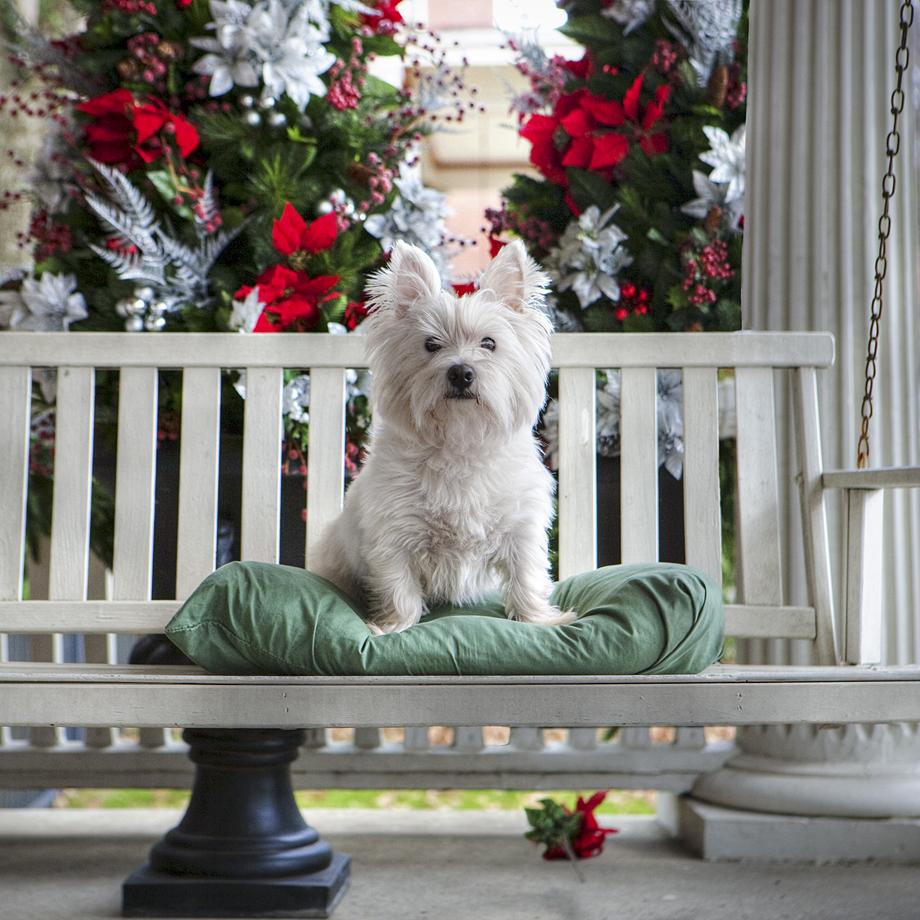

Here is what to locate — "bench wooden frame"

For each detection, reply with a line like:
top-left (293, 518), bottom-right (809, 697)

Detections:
top-left (2, 330), bottom-right (920, 745)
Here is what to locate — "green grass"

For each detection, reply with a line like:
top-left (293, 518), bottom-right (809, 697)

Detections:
top-left (56, 787), bottom-right (655, 815)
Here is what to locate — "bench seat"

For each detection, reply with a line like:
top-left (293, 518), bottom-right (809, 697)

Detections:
top-left (4, 663), bottom-right (920, 729)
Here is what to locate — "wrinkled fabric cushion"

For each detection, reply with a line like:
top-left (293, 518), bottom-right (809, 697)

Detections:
top-left (165, 561), bottom-right (723, 676)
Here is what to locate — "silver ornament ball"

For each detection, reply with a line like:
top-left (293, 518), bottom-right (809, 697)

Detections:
top-left (124, 315), bottom-right (144, 332)
top-left (134, 286), bottom-right (155, 302)
top-left (317, 201), bottom-right (333, 215)
top-left (244, 111), bottom-right (262, 127)
top-left (115, 297), bottom-right (134, 318)
top-left (239, 94), bottom-right (255, 109)
top-left (258, 95), bottom-right (276, 110)
top-left (148, 300), bottom-right (169, 316)
top-left (268, 111), bottom-right (287, 127)
top-left (144, 314), bottom-right (167, 332)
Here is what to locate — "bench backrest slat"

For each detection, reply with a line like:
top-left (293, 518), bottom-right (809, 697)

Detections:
top-left (305, 367), bottom-right (347, 570)
top-left (240, 367), bottom-right (283, 563)
top-left (557, 367), bottom-right (597, 579)
top-left (112, 368), bottom-right (159, 602)
top-left (681, 367), bottom-right (723, 585)
top-left (176, 367), bottom-right (222, 598)
top-left (619, 367), bottom-right (659, 564)
top-left (734, 366), bottom-right (784, 653)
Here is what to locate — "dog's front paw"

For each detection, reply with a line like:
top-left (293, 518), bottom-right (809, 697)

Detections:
top-left (367, 614), bottom-right (417, 634)
top-left (507, 603), bottom-right (577, 627)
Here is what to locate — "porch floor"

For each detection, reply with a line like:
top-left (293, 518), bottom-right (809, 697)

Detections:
top-left (1, 808), bottom-right (917, 920)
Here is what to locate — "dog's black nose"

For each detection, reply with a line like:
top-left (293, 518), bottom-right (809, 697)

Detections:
top-left (447, 363), bottom-right (475, 391)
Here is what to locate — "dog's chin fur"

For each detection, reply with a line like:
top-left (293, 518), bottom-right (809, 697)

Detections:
top-left (311, 240), bottom-right (575, 634)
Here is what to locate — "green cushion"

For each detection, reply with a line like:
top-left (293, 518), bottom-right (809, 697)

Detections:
top-left (165, 561), bottom-right (723, 676)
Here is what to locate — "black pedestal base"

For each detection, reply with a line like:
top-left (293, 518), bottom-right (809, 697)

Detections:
top-left (123, 852), bottom-right (351, 918)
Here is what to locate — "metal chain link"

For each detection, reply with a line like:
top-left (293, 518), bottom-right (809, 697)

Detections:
top-left (857, 0), bottom-right (914, 468)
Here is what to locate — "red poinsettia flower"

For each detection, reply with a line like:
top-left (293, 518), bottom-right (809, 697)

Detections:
top-left (77, 89), bottom-right (199, 166)
top-left (519, 112), bottom-right (567, 185)
top-left (76, 89), bottom-right (137, 164)
top-left (244, 266), bottom-right (340, 332)
top-left (622, 72), bottom-right (670, 155)
top-left (543, 792), bottom-right (619, 861)
top-left (361, 0), bottom-right (403, 32)
top-left (452, 281), bottom-right (477, 297)
top-left (132, 98), bottom-right (199, 162)
top-left (272, 204), bottom-right (338, 263)
top-left (560, 91), bottom-right (630, 171)
top-left (344, 300), bottom-right (368, 330)
top-left (560, 51), bottom-right (593, 80)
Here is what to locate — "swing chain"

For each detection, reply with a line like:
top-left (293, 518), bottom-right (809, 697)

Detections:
top-left (857, 0), bottom-right (914, 469)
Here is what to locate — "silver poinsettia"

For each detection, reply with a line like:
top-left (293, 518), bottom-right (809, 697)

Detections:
top-left (601, 0), bottom-right (657, 34)
top-left (545, 205), bottom-right (633, 309)
top-left (699, 123), bottom-right (746, 203)
top-left (665, 0), bottom-right (743, 86)
top-left (192, 0), bottom-right (334, 108)
top-left (602, 0), bottom-right (742, 83)
top-left (0, 271), bottom-right (87, 331)
top-left (681, 167), bottom-right (744, 229)
top-left (364, 164), bottom-right (455, 281)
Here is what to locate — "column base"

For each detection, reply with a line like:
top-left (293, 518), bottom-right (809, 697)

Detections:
top-left (122, 852), bottom-right (351, 918)
top-left (662, 794), bottom-right (920, 863)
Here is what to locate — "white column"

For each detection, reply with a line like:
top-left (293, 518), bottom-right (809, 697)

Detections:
top-left (676, 0), bottom-right (920, 861)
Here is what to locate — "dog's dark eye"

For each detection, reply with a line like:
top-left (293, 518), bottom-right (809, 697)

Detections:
top-left (481, 337), bottom-right (496, 351)
top-left (424, 337), bottom-right (442, 353)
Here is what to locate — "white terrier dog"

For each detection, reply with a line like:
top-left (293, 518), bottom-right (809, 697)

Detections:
top-left (312, 239), bottom-right (574, 634)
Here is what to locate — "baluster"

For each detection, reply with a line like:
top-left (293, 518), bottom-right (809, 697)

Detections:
top-left (567, 728), bottom-right (597, 751)
top-left (673, 727), bottom-right (707, 750)
top-left (619, 727), bottom-right (652, 749)
top-left (353, 727), bottom-right (380, 750)
top-left (451, 727), bottom-right (484, 752)
top-left (509, 728), bottom-right (544, 751)
top-left (403, 727), bottom-right (430, 752)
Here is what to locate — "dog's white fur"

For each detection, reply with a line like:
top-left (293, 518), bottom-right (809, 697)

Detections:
top-left (312, 239), bottom-right (574, 633)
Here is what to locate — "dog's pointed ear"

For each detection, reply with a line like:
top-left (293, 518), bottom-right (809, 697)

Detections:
top-left (477, 240), bottom-right (549, 314)
top-left (366, 241), bottom-right (442, 316)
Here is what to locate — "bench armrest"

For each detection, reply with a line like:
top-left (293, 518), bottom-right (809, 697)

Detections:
top-left (821, 468), bottom-right (920, 664)
top-left (822, 467), bottom-right (920, 490)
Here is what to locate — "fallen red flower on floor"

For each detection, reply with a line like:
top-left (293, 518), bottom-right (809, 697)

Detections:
top-left (525, 792), bottom-right (618, 866)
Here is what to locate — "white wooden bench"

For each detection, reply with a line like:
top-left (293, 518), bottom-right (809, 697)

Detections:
top-left (2, 330), bottom-right (920, 767)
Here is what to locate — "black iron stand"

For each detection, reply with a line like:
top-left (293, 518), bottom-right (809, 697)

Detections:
top-left (122, 727), bottom-right (350, 918)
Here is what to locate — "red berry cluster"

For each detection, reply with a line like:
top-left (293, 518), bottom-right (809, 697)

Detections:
top-left (360, 152), bottom-right (394, 210)
top-left (327, 38), bottom-right (367, 112)
top-left (103, 0), bottom-right (157, 16)
top-left (699, 239), bottom-right (733, 279)
top-left (19, 210), bottom-right (73, 259)
top-left (726, 62), bottom-right (746, 110)
top-left (682, 239), bottom-right (733, 306)
top-left (344, 439), bottom-right (363, 478)
top-left (484, 206), bottom-right (555, 253)
top-left (29, 414), bottom-right (55, 478)
top-left (157, 410), bottom-right (179, 443)
top-left (121, 33), bottom-right (181, 90)
top-left (651, 40), bottom-right (679, 74)
top-left (613, 281), bottom-right (650, 321)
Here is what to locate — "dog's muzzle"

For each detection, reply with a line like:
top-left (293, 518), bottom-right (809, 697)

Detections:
top-left (446, 363), bottom-right (476, 398)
